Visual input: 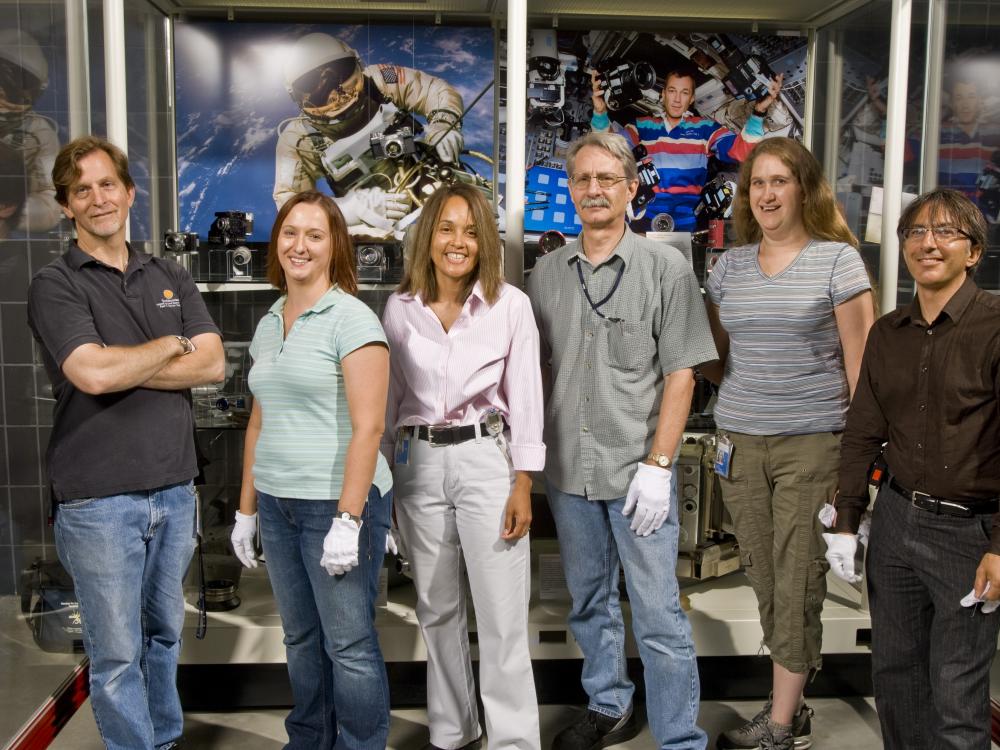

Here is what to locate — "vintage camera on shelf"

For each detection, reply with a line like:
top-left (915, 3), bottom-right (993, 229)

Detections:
top-left (187, 240), bottom-right (268, 283)
top-left (225, 245), bottom-right (266, 281)
top-left (594, 58), bottom-right (657, 111)
top-left (163, 230), bottom-right (200, 274)
top-left (163, 230), bottom-right (199, 255)
top-left (354, 241), bottom-right (404, 284)
top-left (207, 211), bottom-right (254, 247)
top-left (631, 144), bottom-right (660, 215)
top-left (370, 127), bottom-right (416, 160)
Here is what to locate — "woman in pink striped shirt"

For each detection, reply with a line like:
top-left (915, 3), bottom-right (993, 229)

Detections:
top-left (382, 184), bottom-right (545, 750)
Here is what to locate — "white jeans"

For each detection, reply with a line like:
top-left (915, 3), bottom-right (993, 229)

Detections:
top-left (394, 430), bottom-right (540, 750)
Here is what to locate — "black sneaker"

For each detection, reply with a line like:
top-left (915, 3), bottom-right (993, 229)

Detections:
top-left (552, 707), bottom-right (640, 750)
top-left (758, 721), bottom-right (795, 750)
top-left (715, 702), bottom-right (813, 749)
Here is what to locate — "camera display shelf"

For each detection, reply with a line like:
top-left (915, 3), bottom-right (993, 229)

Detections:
top-left (196, 282), bottom-right (398, 293)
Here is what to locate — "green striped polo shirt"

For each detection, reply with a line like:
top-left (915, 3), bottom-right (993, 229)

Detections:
top-left (248, 286), bottom-right (393, 500)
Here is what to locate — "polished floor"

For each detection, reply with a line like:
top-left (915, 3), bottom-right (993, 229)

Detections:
top-left (50, 697), bottom-right (886, 749)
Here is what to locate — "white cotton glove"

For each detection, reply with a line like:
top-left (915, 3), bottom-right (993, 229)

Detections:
top-left (336, 188), bottom-right (410, 230)
top-left (823, 532), bottom-right (862, 583)
top-left (424, 121), bottom-right (464, 163)
top-left (961, 582), bottom-right (1000, 614)
top-left (231, 511), bottom-right (258, 569)
top-left (320, 516), bottom-right (362, 576)
top-left (622, 463), bottom-right (672, 537)
top-left (385, 512), bottom-right (410, 559)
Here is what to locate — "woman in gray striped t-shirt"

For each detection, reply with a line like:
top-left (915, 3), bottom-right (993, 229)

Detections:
top-left (703, 137), bottom-right (876, 750)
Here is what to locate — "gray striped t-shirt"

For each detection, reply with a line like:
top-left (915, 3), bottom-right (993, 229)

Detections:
top-left (704, 240), bottom-right (871, 435)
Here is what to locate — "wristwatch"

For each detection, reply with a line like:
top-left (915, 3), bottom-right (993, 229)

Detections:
top-left (645, 452), bottom-right (672, 469)
top-left (174, 335), bottom-right (195, 355)
top-left (337, 511), bottom-right (362, 526)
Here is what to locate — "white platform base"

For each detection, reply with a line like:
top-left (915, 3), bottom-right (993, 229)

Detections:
top-left (179, 540), bottom-right (873, 665)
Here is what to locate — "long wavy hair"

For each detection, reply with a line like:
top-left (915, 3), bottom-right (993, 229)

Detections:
top-left (267, 191), bottom-right (357, 295)
top-left (733, 137), bottom-right (858, 248)
top-left (399, 184), bottom-right (502, 304)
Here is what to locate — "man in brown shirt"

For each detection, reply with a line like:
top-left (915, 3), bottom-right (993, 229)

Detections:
top-left (829, 188), bottom-right (1000, 750)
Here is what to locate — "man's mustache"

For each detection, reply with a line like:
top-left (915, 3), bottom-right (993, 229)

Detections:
top-left (580, 197), bottom-right (611, 209)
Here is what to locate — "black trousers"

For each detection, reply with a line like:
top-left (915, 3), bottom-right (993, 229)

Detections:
top-left (867, 481), bottom-right (1000, 750)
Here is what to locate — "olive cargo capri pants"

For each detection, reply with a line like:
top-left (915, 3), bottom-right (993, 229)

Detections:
top-left (718, 431), bottom-right (841, 673)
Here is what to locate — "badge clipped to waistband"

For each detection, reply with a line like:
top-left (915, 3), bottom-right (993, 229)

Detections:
top-left (714, 435), bottom-right (734, 479)
top-left (394, 428), bottom-right (410, 466)
top-left (485, 408), bottom-right (504, 438)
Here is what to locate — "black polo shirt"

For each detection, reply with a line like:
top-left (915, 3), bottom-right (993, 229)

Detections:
top-left (27, 242), bottom-right (220, 501)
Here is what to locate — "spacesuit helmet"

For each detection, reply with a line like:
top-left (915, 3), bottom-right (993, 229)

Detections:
top-left (0, 29), bottom-right (48, 113)
top-left (284, 33), bottom-right (365, 120)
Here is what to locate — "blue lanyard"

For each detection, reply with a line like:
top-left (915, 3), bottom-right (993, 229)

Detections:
top-left (576, 256), bottom-right (625, 320)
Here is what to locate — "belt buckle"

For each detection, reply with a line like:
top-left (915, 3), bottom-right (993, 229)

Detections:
top-left (910, 489), bottom-right (933, 511)
top-left (426, 424), bottom-right (450, 447)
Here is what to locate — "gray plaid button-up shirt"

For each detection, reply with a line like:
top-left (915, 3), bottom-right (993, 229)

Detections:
top-left (527, 229), bottom-right (717, 500)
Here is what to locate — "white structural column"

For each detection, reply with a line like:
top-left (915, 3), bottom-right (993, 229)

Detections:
top-left (103, 0), bottom-right (130, 237)
top-left (503, 0), bottom-right (527, 286)
top-left (920, 0), bottom-right (948, 192)
top-left (879, 0), bottom-right (913, 313)
top-left (65, 0), bottom-right (91, 138)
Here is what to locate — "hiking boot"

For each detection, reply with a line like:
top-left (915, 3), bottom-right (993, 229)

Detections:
top-left (551, 707), bottom-right (640, 750)
top-left (716, 701), bottom-right (813, 749)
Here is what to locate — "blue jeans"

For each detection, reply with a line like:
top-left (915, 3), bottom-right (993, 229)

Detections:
top-left (257, 485), bottom-right (391, 750)
top-left (54, 481), bottom-right (197, 750)
top-left (547, 481), bottom-right (707, 750)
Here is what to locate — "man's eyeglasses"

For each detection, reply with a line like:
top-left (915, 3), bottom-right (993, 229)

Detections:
top-left (569, 173), bottom-right (628, 189)
top-left (900, 225), bottom-right (971, 243)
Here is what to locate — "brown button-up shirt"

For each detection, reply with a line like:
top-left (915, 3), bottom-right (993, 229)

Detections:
top-left (836, 276), bottom-right (1000, 552)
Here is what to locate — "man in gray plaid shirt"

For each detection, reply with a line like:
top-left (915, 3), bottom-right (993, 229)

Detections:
top-left (528, 131), bottom-right (717, 750)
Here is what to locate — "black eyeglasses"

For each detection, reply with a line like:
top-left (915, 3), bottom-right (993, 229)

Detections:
top-left (900, 225), bottom-right (971, 243)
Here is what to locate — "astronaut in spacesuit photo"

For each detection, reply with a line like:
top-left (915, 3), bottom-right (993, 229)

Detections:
top-left (274, 32), bottom-right (467, 237)
top-left (0, 28), bottom-right (61, 233)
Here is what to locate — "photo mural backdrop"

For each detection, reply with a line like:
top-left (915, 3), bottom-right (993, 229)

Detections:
top-left (174, 21), bottom-right (496, 242)
top-left (520, 30), bottom-right (809, 236)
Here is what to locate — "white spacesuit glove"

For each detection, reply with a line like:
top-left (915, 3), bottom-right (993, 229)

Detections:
top-left (622, 463), bottom-right (671, 537)
top-left (231, 511), bottom-right (258, 569)
top-left (823, 532), bottom-right (862, 583)
top-left (336, 188), bottom-right (410, 230)
top-left (320, 516), bottom-right (362, 576)
top-left (424, 121), bottom-right (464, 163)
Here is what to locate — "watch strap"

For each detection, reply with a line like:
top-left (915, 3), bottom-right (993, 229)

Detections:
top-left (338, 511), bottom-right (362, 525)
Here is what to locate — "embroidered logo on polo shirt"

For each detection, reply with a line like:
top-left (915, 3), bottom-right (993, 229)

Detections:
top-left (157, 289), bottom-right (181, 309)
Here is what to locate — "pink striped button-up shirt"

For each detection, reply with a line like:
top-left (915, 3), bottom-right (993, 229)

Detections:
top-left (381, 281), bottom-right (545, 471)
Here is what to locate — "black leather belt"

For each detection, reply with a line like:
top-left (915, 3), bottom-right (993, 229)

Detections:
top-left (410, 418), bottom-right (507, 446)
top-left (888, 477), bottom-right (999, 518)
